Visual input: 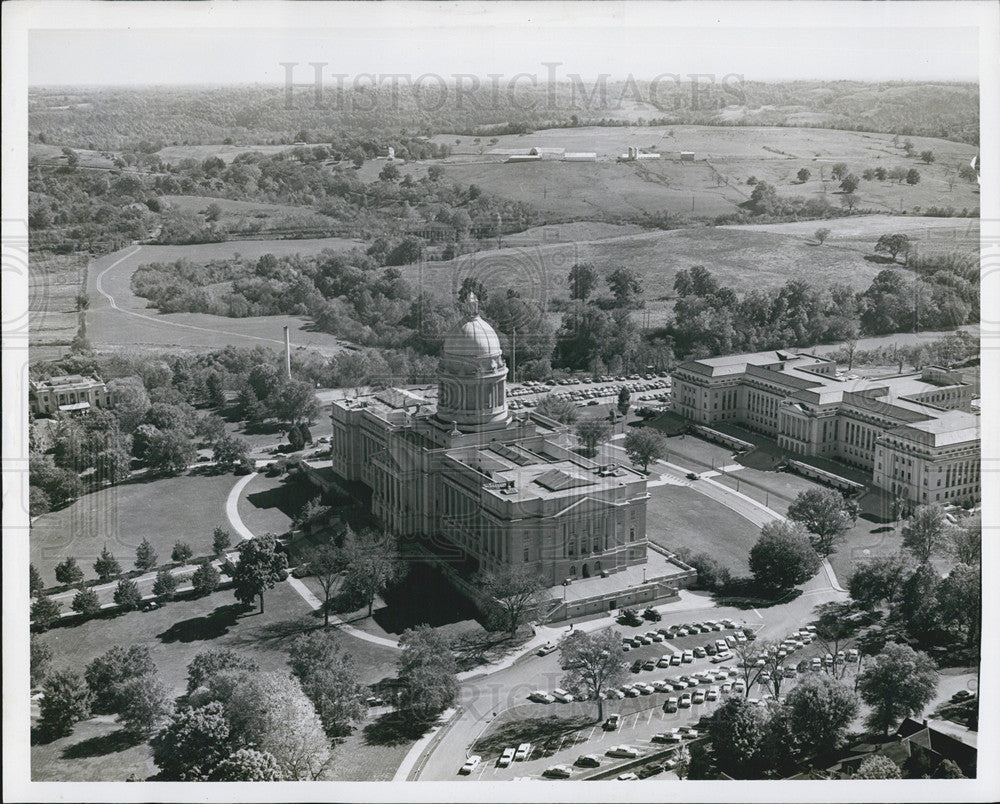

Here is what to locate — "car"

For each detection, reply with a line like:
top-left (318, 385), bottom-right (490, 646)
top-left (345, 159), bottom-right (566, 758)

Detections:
top-left (669, 679), bottom-right (687, 691)
top-left (725, 635), bottom-right (737, 647)
top-left (951, 690), bottom-right (974, 703)
top-left (798, 629), bottom-right (811, 639)
top-left (662, 630), bottom-right (676, 640)
top-left (365, 695), bottom-right (386, 707)
top-left (543, 764), bottom-right (573, 779)
top-left (721, 682), bottom-right (732, 695)
top-left (637, 683), bottom-right (656, 695)
top-left (552, 688), bottom-right (575, 703)
top-left (684, 729), bottom-right (699, 740)
top-left (760, 670), bottom-right (772, 684)
top-left (690, 647), bottom-right (705, 658)
top-left (643, 659), bottom-right (656, 671)
top-left (529, 690), bottom-right (554, 704)
top-left (537, 642), bottom-right (557, 656)
top-left (663, 696), bottom-right (679, 713)
top-left (515, 743), bottom-right (533, 761)
top-left (141, 601), bottom-right (160, 612)
top-left (607, 745), bottom-right (641, 759)
top-left (783, 665), bottom-right (797, 678)
top-left (823, 654), bottom-right (834, 666)
top-left (617, 772), bottom-right (640, 781)
top-left (459, 756), bottom-right (482, 775)
top-left (603, 713), bottom-right (622, 730)
top-left (630, 660), bottom-right (643, 674)
top-left (650, 632), bottom-right (665, 642)
top-left (624, 686), bottom-right (641, 698)
top-left (575, 753), bottom-right (602, 768)
top-left (686, 472), bottom-right (699, 480)
top-left (638, 635), bottom-right (653, 646)
top-left (682, 650), bottom-right (694, 663)
top-left (711, 622), bottom-right (725, 631)
top-left (674, 627), bottom-right (689, 637)
top-left (692, 690), bottom-right (705, 704)
top-left (652, 679), bottom-right (671, 692)
top-left (705, 644), bottom-right (718, 656)
top-left (643, 607), bottom-right (662, 622)
top-left (604, 687), bottom-right (626, 699)
top-left (499, 747), bottom-right (516, 767)
top-left (657, 656), bottom-right (672, 668)
top-left (679, 693), bottom-right (692, 708)
top-left (735, 632), bottom-right (747, 644)
top-left (707, 686), bottom-right (719, 701)
top-left (847, 648), bottom-right (859, 661)
top-left (811, 658), bottom-right (822, 672)
top-left (715, 639), bottom-right (728, 650)
top-left (712, 652), bottom-right (733, 663)
top-left (733, 680), bottom-right (746, 694)
top-left (805, 625), bottom-right (817, 633)
top-left (670, 653), bottom-right (682, 666)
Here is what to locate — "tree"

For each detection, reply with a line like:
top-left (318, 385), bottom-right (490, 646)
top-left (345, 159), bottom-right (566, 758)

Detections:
top-left (267, 379), bottom-right (320, 426)
top-left (607, 267), bottom-right (643, 308)
top-left (232, 533), bottom-right (288, 614)
top-left (108, 376), bottom-right (150, 432)
top-left (152, 568), bottom-right (180, 600)
top-left (568, 263), bottom-right (599, 301)
top-left (840, 193), bottom-right (859, 212)
top-left (397, 625), bottom-right (459, 723)
top-left (221, 671), bottom-right (332, 780)
top-left (862, 168), bottom-right (875, 181)
top-left (287, 425), bottom-right (305, 452)
top-left (575, 419), bottom-right (612, 458)
top-left (749, 520), bottom-right (821, 592)
top-left (340, 528), bottom-right (403, 617)
top-left (786, 488), bottom-right (858, 557)
top-left (855, 754), bottom-right (902, 779)
top-left (213, 433), bottom-right (251, 470)
top-left (192, 560), bottom-right (222, 596)
top-left (172, 541), bottom-right (194, 564)
top-left (93, 545), bottom-right (122, 581)
top-left (31, 595), bottom-right (61, 631)
top-left (302, 544), bottom-right (344, 627)
top-left (212, 749), bottom-right (283, 781)
top-left (782, 675), bottom-right (859, 756)
top-left (946, 512), bottom-right (980, 566)
top-left (288, 630), bottom-right (366, 737)
top-left (39, 669), bottom-right (92, 738)
top-left (535, 394), bottom-right (579, 424)
top-left (617, 386), bottom-right (631, 417)
top-left (888, 165), bottom-right (909, 184)
top-left (901, 504), bottom-right (946, 563)
top-left (72, 586), bottom-right (101, 616)
top-left (114, 578), bottom-right (142, 611)
top-left (477, 564), bottom-right (549, 635)
top-left (186, 649), bottom-right (260, 695)
top-left (30, 563), bottom-right (44, 597)
top-left (135, 537), bottom-right (159, 571)
top-left (902, 139), bottom-right (915, 156)
top-left (874, 166), bottom-right (888, 181)
top-left (31, 634), bottom-right (53, 688)
top-left (814, 227), bottom-right (831, 245)
top-left (797, 168), bottom-right (811, 183)
top-left (559, 628), bottom-right (626, 721)
top-left (212, 527), bottom-right (232, 556)
top-left (152, 702), bottom-right (232, 781)
top-left (54, 556), bottom-right (84, 586)
top-left (858, 642), bottom-right (938, 734)
top-left (145, 427), bottom-right (197, 474)
top-left (958, 163), bottom-right (978, 183)
top-left (749, 180), bottom-right (779, 215)
top-left (919, 150), bottom-right (935, 164)
top-left (85, 645), bottom-right (157, 714)
top-left (906, 168), bottom-right (921, 185)
top-left (379, 162), bottom-right (400, 182)
top-left (623, 428), bottom-right (667, 472)
top-left (831, 163), bottom-right (848, 181)
top-left (708, 697), bottom-right (771, 778)
top-left (936, 563), bottom-right (981, 651)
top-left (117, 673), bottom-right (173, 738)
top-left (848, 554), bottom-right (909, 609)
top-left (839, 173), bottom-right (860, 194)
top-left (874, 234), bottom-right (911, 263)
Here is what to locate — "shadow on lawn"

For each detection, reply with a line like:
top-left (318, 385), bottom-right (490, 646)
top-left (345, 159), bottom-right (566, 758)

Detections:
top-left (363, 711), bottom-right (434, 746)
top-left (60, 728), bottom-right (141, 759)
top-left (156, 603), bottom-right (246, 643)
top-left (246, 478), bottom-right (316, 521)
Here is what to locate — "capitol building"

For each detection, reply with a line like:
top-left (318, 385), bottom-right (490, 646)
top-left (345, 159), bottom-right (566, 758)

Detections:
top-left (324, 295), bottom-right (692, 618)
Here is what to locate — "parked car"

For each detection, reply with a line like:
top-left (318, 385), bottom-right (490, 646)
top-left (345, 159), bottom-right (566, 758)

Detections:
top-left (670, 653), bottom-right (682, 666)
top-left (604, 688), bottom-right (626, 700)
top-left (663, 696), bottom-right (679, 713)
top-left (693, 647), bottom-right (707, 659)
top-left (515, 743), bottom-right (533, 761)
top-left (459, 756), bottom-right (482, 775)
top-left (692, 690), bottom-right (706, 704)
top-left (499, 747), bottom-right (516, 767)
top-left (652, 679), bottom-right (671, 692)
top-left (657, 656), bottom-right (672, 668)
top-left (537, 642), bottom-right (557, 656)
top-left (637, 683), bottom-right (656, 695)
top-left (686, 472), bottom-right (699, 480)
top-left (624, 686), bottom-right (641, 697)
top-left (684, 729), bottom-right (699, 740)
top-left (617, 772), bottom-right (640, 781)
top-left (643, 607), bottom-right (662, 622)
top-left (679, 693), bottom-right (692, 708)
top-left (705, 644), bottom-right (717, 655)
top-left (707, 686), bottom-right (720, 701)
top-left (529, 690), bottom-right (554, 704)
top-left (682, 650), bottom-right (694, 663)
top-left (543, 764), bottom-right (573, 779)
top-left (603, 713), bottom-right (622, 731)
top-left (630, 660), bottom-right (643, 674)
top-left (643, 659), bottom-right (656, 671)
top-left (575, 754), bottom-right (601, 768)
top-left (607, 745), bottom-right (641, 759)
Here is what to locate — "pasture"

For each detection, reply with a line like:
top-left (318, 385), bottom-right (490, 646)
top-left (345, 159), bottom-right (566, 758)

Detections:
top-left (29, 252), bottom-right (86, 363)
top-left (154, 143), bottom-right (298, 165)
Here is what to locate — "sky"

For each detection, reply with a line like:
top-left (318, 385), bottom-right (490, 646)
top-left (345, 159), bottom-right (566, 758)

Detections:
top-left (24, 3), bottom-right (983, 86)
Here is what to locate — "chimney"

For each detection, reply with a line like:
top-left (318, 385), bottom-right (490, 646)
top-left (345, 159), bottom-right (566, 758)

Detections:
top-left (283, 326), bottom-right (292, 379)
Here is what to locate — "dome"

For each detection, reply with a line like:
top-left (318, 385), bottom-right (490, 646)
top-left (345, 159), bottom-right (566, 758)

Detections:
top-left (443, 315), bottom-right (503, 359)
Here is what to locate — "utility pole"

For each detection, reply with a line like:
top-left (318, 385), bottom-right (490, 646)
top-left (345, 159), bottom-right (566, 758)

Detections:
top-left (511, 328), bottom-right (517, 383)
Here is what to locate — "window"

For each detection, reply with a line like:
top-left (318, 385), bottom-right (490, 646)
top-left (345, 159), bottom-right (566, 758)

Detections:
top-left (629, 528), bottom-right (636, 542)
top-left (570, 565), bottom-right (577, 576)
top-left (523, 546), bottom-right (529, 563)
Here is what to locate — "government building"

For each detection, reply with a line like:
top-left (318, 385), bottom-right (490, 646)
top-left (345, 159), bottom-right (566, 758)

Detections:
top-left (322, 296), bottom-right (693, 618)
top-left (672, 350), bottom-right (980, 507)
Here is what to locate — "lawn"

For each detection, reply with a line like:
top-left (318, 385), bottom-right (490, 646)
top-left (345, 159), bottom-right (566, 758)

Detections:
top-left (644, 484), bottom-right (760, 575)
top-left (32, 580), bottom-right (401, 780)
top-left (238, 471), bottom-right (318, 538)
top-left (30, 470), bottom-right (238, 588)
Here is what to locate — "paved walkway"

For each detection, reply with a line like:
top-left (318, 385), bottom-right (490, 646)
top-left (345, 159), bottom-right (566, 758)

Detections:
top-left (392, 707), bottom-right (460, 781)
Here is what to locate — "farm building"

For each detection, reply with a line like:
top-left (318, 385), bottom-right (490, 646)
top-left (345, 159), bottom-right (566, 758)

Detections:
top-left (563, 152), bottom-right (597, 162)
top-left (680, 151), bottom-right (695, 161)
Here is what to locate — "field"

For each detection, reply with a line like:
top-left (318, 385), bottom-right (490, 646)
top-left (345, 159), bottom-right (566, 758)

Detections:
top-left (32, 581), bottom-right (401, 780)
top-left (83, 239), bottom-right (363, 356)
top-left (154, 144), bottom-right (299, 165)
top-left (159, 194), bottom-right (333, 233)
top-left (395, 214), bottom-right (979, 328)
top-left (427, 125), bottom-right (980, 224)
top-left (29, 252), bottom-right (86, 363)
top-left (30, 470), bottom-right (237, 587)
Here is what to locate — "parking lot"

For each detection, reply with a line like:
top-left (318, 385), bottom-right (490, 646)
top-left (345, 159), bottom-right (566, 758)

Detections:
top-left (507, 373), bottom-right (671, 412)
top-left (459, 614), bottom-right (868, 782)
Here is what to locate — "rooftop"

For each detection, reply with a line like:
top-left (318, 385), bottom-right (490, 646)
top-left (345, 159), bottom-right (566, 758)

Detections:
top-left (32, 374), bottom-right (103, 390)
